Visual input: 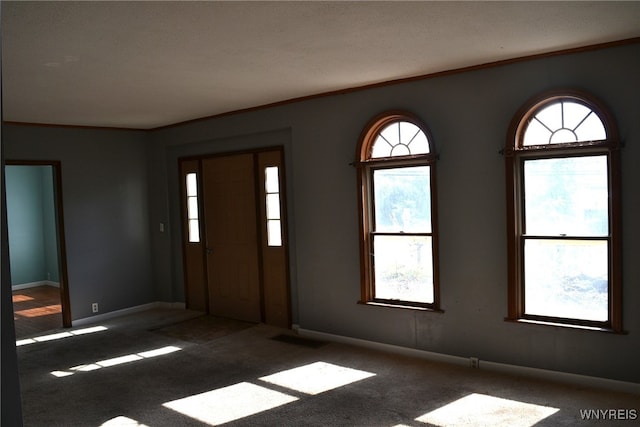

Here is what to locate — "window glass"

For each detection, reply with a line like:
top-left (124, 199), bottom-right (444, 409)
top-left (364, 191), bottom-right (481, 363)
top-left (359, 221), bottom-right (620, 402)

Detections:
top-left (522, 100), bottom-right (606, 146)
top-left (373, 235), bottom-right (434, 304)
top-left (267, 220), bottom-right (282, 247)
top-left (265, 166), bottom-right (279, 193)
top-left (373, 166), bottom-right (431, 233)
top-left (524, 156), bottom-right (608, 237)
top-left (265, 166), bottom-right (282, 247)
top-left (524, 239), bottom-right (608, 321)
top-left (186, 173), bottom-right (198, 197)
top-left (370, 121), bottom-right (430, 158)
top-left (185, 173), bottom-right (200, 243)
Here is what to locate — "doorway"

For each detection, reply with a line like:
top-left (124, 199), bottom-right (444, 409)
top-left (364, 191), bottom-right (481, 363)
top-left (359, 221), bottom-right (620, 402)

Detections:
top-left (5, 161), bottom-right (71, 336)
top-left (179, 148), bottom-right (291, 328)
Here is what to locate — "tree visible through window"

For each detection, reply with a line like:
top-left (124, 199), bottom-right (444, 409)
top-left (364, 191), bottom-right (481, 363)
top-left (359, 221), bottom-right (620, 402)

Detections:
top-left (505, 92), bottom-right (622, 332)
top-left (356, 112), bottom-right (440, 309)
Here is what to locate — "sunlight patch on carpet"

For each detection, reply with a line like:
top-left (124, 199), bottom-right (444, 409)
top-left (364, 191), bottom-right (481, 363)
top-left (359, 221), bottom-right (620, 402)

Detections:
top-left (17, 325), bottom-right (108, 346)
top-left (163, 382), bottom-right (298, 425)
top-left (259, 361), bottom-right (376, 395)
top-left (415, 393), bottom-right (559, 427)
top-left (100, 416), bottom-right (150, 426)
top-left (51, 345), bottom-right (181, 377)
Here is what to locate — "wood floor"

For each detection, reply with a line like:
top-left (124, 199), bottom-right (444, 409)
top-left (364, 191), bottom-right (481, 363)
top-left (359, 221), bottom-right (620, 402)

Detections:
top-left (12, 285), bottom-right (62, 338)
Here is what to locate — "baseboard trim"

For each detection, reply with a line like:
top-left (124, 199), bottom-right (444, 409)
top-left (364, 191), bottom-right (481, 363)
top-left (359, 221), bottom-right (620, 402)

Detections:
top-left (72, 301), bottom-right (186, 327)
top-left (12, 280), bottom-right (60, 290)
top-left (297, 328), bottom-right (640, 395)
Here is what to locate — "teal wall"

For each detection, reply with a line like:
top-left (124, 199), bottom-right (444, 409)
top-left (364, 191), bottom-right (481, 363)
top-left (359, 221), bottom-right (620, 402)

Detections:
top-left (5, 165), bottom-right (59, 286)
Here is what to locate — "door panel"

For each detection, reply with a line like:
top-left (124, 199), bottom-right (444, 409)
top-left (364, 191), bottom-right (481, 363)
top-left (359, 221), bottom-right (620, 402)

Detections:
top-left (257, 150), bottom-right (290, 328)
top-left (202, 154), bottom-right (261, 322)
top-left (180, 160), bottom-right (207, 312)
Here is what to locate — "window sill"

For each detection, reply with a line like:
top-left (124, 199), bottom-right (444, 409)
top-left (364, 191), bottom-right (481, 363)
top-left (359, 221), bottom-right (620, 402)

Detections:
top-left (504, 317), bottom-right (627, 334)
top-left (358, 300), bottom-right (444, 313)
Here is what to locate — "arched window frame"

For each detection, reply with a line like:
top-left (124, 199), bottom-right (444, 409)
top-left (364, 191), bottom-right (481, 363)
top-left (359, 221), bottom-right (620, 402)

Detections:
top-left (355, 111), bottom-right (441, 310)
top-left (504, 90), bottom-right (623, 332)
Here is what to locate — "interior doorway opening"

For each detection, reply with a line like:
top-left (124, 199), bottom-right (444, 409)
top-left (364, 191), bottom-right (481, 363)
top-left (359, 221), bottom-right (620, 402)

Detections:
top-left (5, 161), bottom-right (71, 337)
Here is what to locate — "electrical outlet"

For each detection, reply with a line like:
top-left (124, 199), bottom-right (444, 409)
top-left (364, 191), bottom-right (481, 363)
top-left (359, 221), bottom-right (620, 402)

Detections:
top-left (470, 357), bottom-right (479, 368)
top-left (92, 303), bottom-right (99, 313)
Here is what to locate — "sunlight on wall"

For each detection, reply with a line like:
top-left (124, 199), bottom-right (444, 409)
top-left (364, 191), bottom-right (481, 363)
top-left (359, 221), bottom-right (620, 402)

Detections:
top-left (163, 382), bottom-right (298, 425)
top-left (17, 325), bottom-right (108, 346)
top-left (259, 361), bottom-right (376, 395)
top-left (51, 345), bottom-right (181, 378)
top-left (415, 393), bottom-right (559, 427)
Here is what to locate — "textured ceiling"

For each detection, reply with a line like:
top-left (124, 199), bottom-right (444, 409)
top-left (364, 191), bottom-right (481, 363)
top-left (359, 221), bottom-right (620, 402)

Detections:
top-left (3, 1), bottom-right (640, 129)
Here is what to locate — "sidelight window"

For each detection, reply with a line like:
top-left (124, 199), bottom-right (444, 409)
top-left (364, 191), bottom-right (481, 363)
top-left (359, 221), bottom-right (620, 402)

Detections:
top-left (265, 166), bottom-right (282, 247)
top-left (185, 173), bottom-right (200, 243)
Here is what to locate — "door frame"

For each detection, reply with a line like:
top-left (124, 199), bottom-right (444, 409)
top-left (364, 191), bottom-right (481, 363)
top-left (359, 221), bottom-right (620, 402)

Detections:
top-left (178, 146), bottom-right (291, 327)
top-left (5, 160), bottom-right (72, 328)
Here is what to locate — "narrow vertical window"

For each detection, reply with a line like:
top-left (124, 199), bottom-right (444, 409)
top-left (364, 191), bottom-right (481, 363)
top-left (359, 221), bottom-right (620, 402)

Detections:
top-left (185, 173), bottom-right (200, 243)
top-left (355, 112), bottom-right (440, 310)
top-left (505, 91), bottom-right (622, 332)
top-left (265, 166), bottom-right (282, 247)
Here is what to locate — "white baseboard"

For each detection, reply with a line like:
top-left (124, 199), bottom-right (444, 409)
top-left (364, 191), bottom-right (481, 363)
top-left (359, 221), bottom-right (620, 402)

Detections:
top-left (12, 280), bottom-right (60, 290)
top-left (297, 328), bottom-right (640, 395)
top-left (72, 301), bottom-right (187, 327)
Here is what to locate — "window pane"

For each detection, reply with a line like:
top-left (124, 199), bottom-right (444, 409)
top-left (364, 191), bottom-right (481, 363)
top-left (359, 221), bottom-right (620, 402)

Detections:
top-left (186, 173), bottom-right (198, 197)
top-left (267, 220), bottom-right (282, 246)
top-left (549, 128), bottom-right (578, 144)
top-left (373, 166), bottom-right (431, 233)
top-left (522, 101), bottom-right (606, 146)
top-left (563, 102), bottom-right (591, 130)
top-left (523, 119), bottom-right (552, 146)
top-left (403, 123), bottom-right (429, 154)
top-left (187, 197), bottom-right (198, 219)
top-left (370, 121), bottom-right (430, 158)
top-left (265, 166), bottom-right (279, 193)
top-left (373, 235), bottom-right (433, 303)
top-left (266, 194), bottom-right (280, 220)
top-left (188, 219), bottom-right (200, 243)
top-left (524, 156), bottom-right (608, 236)
top-left (371, 135), bottom-right (392, 158)
top-left (379, 122), bottom-right (400, 147)
top-left (535, 103), bottom-right (562, 133)
top-left (575, 112), bottom-right (606, 141)
top-left (524, 239), bottom-right (608, 321)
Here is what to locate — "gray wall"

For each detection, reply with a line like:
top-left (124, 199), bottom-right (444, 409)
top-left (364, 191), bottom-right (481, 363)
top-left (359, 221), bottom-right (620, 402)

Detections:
top-left (149, 42), bottom-right (640, 383)
top-left (3, 126), bottom-right (154, 320)
top-left (6, 165), bottom-right (59, 285)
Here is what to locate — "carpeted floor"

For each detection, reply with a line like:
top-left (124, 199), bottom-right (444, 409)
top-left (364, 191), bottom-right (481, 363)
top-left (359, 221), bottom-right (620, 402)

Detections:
top-left (15, 308), bottom-right (639, 426)
top-left (150, 315), bottom-right (255, 344)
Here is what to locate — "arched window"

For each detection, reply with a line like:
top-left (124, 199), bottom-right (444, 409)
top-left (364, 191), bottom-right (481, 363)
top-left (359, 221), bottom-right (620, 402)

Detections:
top-left (504, 91), bottom-right (622, 332)
top-left (355, 112), bottom-right (440, 310)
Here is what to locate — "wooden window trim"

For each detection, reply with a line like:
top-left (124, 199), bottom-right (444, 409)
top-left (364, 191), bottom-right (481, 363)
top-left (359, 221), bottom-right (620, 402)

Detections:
top-left (504, 89), bottom-right (623, 333)
top-left (355, 111), bottom-right (441, 311)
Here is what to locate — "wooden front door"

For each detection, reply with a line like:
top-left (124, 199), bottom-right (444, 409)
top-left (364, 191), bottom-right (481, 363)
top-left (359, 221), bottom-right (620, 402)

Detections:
top-left (202, 154), bottom-right (261, 322)
top-left (180, 148), bottom-right (290, 327)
